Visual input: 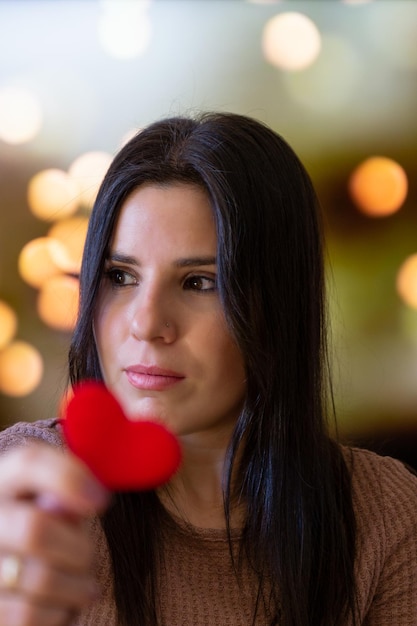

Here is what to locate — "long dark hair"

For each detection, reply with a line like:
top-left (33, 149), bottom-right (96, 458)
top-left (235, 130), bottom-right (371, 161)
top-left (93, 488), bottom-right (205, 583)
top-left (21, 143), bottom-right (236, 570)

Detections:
top-left (69, 112), bottom-right (357, 625)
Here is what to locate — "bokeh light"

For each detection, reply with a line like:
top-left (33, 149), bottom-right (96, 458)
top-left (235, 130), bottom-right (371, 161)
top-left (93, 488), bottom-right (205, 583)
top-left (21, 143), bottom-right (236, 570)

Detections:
top-left (68, 151), bottom-right (112, 209)
top-left (47, 216), bottom-right (89, 275)
top-left (0, 340), bottom-right (43, 397)
top-left (37, 275), bottom-right (79, 331)
top-left (27, 169), bottom-right (80, 221)
top-left (348, 156), bottom-right (408, 217)
top-left (0, 86), bottom-right (43, 145)
top-left (262, 12), bottom-right (321, 71)
top-left (0, 301), bottom-right (18, 350)
top-left (97, 0), bottom-right (152, 60)
top-left (396, 254), bottom-right (417, 311)
top-left (18, 237), bottom-right (71, 288)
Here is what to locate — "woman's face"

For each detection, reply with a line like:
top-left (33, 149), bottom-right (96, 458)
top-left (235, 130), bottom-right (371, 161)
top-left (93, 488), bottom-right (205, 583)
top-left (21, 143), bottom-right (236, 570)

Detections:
top-left (94, 183), bottom-right (246, 446)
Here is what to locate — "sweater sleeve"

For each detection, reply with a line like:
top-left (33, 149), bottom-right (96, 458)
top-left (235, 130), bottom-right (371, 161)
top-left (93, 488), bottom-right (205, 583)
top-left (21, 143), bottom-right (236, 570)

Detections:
top-left (0, 418), bottom-right (64, 453)
top-left (362, 454), bottom-right (417, 625)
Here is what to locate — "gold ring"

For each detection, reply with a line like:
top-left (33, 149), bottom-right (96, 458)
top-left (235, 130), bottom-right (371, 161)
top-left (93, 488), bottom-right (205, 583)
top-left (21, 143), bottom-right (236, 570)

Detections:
top-left (0, 555), bottom-right (22, 590)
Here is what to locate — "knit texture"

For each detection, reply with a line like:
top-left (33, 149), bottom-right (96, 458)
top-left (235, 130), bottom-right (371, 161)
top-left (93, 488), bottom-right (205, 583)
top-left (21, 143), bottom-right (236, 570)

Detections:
top-left (1, 418), bottom-right (416, 625)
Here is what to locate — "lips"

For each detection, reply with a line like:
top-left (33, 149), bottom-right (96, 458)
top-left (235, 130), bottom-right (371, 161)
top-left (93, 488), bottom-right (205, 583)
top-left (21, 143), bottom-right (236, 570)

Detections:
top-left (125, 364), bottom-right (184, 391)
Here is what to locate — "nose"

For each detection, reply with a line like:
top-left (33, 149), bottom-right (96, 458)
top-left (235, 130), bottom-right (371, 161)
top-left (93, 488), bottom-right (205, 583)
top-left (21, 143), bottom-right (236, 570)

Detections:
top-left (129, 283), bottom-right (176, 343)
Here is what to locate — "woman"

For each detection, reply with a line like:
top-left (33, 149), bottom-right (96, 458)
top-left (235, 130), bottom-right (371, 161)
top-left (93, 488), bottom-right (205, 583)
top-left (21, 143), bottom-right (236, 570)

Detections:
top-left (0, 112), bottom-right (416, 626)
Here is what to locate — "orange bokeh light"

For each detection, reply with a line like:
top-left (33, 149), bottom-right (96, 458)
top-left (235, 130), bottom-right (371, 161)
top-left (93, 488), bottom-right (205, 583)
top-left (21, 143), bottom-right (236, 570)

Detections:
top-left (0, 340), bottom-right (43, 397)
top-left (348, 156), bottom-right (408, 217)
top-left (47, 216), bottom-right (89, 275)
top-left (18, 237), bottom-right (71, 288)
top-left (37, 275), bottom-right (79, 332)
top-left (27, 168), bottom-right (80, 221)
top-left (396, 253), bottom-right (417, 310)
top-left (0, 301), bottom-right (17, 350)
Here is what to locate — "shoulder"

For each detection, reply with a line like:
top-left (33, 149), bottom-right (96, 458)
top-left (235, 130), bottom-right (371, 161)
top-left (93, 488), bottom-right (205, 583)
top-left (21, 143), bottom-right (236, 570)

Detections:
top-left (342, 444), bottom-right (417, 504)
top-left (342, 444), bottom-right (417, 519)
top-left (0, 418), bottom-right (64, 454)
top-left (342, 445), bottom-right (417, 619)
top-left (342, 444), bottom-right (417, 555)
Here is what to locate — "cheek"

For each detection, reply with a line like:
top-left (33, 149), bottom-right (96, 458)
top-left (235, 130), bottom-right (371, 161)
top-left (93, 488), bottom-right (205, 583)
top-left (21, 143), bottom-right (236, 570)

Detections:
top-left (205, 323), bottom-right (246, 386)
top-left (223, 343), bottom-right (246, 389)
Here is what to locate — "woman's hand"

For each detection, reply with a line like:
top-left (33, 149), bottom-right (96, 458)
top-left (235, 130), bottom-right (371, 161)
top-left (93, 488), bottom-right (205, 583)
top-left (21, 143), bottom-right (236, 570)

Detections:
top-left (0, 443), bottom-right (109, 625)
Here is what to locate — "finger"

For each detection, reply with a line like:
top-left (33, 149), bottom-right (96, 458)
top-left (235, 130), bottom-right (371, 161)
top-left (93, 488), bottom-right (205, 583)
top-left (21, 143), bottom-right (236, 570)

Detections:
top-left (2, 555), bottom-right (98, 610)
top-left (0, 595), bottom-right (73, 626)
top-left (0, 503), bottom-right (94, 572)
top-left (0, 444), bottom-right (109, 515)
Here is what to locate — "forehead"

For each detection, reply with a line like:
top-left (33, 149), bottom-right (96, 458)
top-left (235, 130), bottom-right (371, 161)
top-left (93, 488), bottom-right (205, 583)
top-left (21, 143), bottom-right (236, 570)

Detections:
top-left (111, 183), bottom-right (217, 254)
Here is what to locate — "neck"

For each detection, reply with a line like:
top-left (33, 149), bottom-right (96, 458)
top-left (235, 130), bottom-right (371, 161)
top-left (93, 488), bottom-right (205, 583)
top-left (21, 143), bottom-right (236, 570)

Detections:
top-left (158, 433), bottom-right (244, 529)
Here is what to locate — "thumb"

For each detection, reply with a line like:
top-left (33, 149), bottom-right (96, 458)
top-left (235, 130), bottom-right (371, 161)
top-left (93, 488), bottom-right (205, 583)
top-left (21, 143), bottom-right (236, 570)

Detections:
top-left (0, 442), bottom-right (110, 516)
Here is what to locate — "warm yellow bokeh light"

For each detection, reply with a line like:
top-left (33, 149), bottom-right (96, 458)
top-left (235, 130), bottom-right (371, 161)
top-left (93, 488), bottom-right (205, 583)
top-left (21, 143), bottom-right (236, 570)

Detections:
top-left (68, 151), bottom-right (113, 208)
top-left (0, 86), bottom-right (43, 145)
top-left (47, 216), bottom-right (89, 275)
top-left (27, 169), bottom-right (80, 221)
top-left (348, 156), bottom-right (408, 217)
top-left (18, 237), bottom-right (72, 288)
top-left (0, 301), bottom-right (18, 350)
top-left (37, 275), bottom-right (79, 332)
top-left (396, 254), bottom-right (417, 311)
top-left (0, 340), bottom-right (43, 397)
top-left (262, 12), bottom-right (321, 71)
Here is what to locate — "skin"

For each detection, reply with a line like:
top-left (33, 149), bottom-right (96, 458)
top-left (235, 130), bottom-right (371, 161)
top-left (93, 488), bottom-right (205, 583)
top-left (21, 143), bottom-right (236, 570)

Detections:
top-left (94, 183), bottom-right (247, 526)
top-left (0, 444), bottom-right (108, 625)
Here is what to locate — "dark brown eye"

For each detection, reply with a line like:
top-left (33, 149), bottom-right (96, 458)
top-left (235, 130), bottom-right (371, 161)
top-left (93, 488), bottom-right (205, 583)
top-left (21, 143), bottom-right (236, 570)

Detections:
top-left (106, 268), bottom-right (136, 286)
top-left (184, 275), bottom-right (216, 292)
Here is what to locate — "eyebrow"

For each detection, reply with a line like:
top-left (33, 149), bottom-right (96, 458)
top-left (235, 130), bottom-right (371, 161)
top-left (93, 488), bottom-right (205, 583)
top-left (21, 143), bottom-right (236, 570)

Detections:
top-left (106, 252), bottom-right (217, 268)
top-left (174, 256), bottom-right (216, 268)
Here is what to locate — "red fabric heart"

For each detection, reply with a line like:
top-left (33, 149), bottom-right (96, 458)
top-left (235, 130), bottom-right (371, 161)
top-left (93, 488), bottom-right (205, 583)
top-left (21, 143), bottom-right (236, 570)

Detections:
top-left (62, 381), bottom-right (182, 491)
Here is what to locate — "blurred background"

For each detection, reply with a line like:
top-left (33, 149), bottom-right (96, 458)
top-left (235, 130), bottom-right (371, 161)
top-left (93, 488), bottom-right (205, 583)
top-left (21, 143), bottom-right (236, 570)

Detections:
top-left (0, 0), bottom-right (416, 465)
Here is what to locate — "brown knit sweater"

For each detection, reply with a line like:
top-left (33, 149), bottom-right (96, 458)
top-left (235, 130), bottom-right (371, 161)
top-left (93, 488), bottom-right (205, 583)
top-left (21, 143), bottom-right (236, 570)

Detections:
top-left (1, 418), bottom-right (416, 625)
